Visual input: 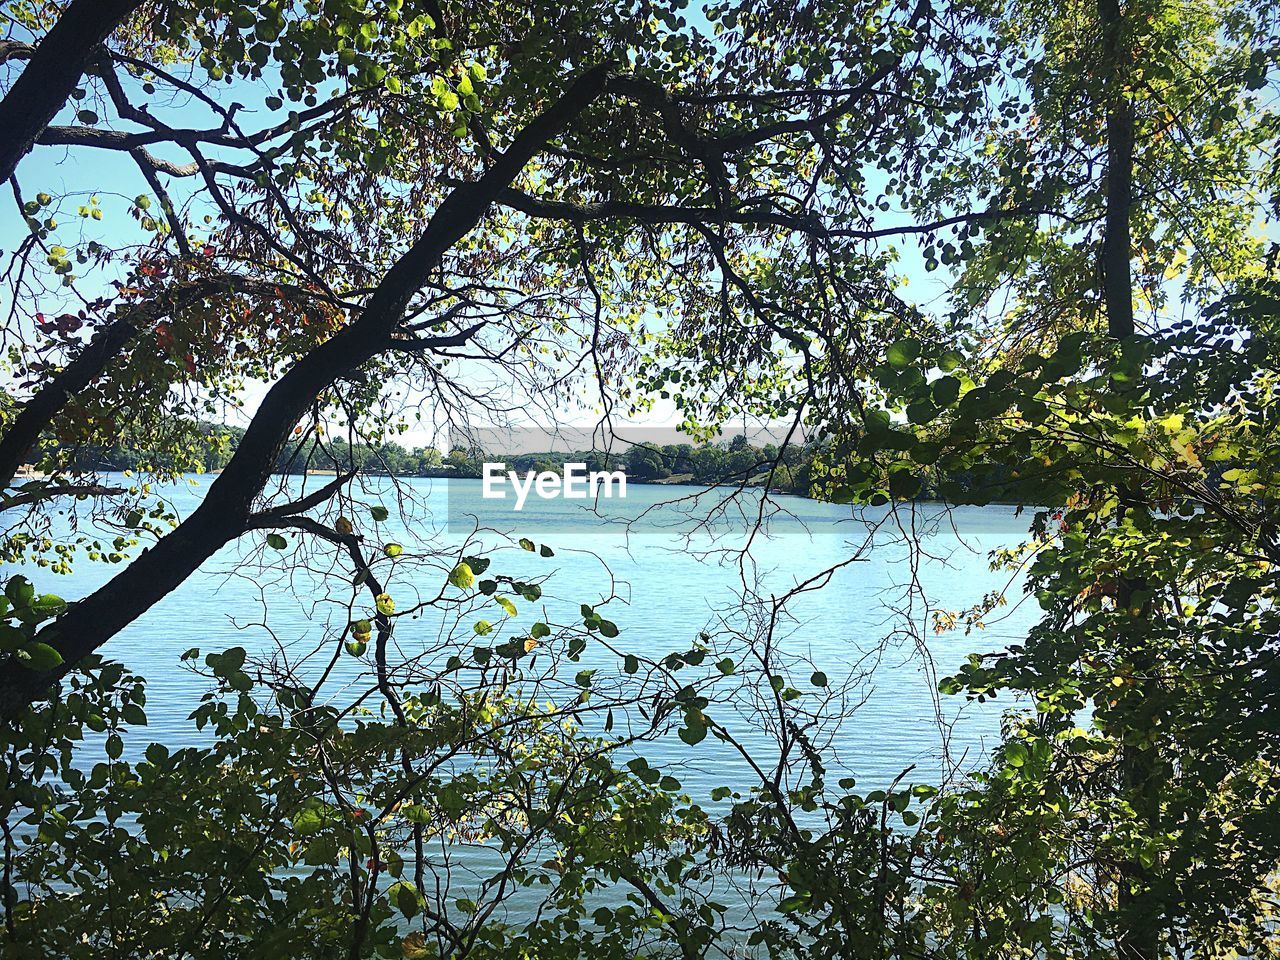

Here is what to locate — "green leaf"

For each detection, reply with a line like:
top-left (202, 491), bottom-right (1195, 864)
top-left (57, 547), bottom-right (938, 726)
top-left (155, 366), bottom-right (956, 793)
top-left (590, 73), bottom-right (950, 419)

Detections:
top-left (293, 804), bottom-right (324, 836)
top-left (1005, 741), bottom-right (1029, 767)
top-left (931, 376), bottom-right (961, 407)
top-left (122, 703), bottom-right (147, 726)
top-left (402, 804), bottom-right (432, 825)
top-left (369, 505), bottom-right (390, 522)
top-left (6, 576), bottom-right (34, 608)
top-left (20, 641), bottom-right (63, 671)
top-left (29, 594), bottom-right (67, 620)
top-left (448, 563), bottom-right (475, 589)
top-left (678, 712), bottom-right (708, 745)
top-left (266, 533), bottom-right (288, 550)
top-left (937, 349), bottom-right (963, 372)
top-left (886, 338), bottom-right (921, 368)
top-left (937, 676), bottom-right (963, 695)
top-left (777, 892), bottom-right (811, 913)
top-left (383, 542), bottom-right (403, 557)
top-left (216, 646), bottom-right (247, 675)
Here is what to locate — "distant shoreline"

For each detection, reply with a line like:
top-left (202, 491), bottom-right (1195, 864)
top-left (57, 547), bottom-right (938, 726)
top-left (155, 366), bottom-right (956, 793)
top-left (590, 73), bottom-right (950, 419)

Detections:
top-left (19, 469), bottom-right (1032, 508)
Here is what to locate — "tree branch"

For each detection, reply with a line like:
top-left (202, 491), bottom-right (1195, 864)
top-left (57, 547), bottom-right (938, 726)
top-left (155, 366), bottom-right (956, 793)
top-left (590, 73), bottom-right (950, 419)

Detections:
top-left (251, 470), bottom-right (358, 522)
top-left (495, 187), bottom-right (1073, 240)
top-left (1, 484), bottom-right (127, 510)
top-left (0, 41), bottom-right (35, 65)
top-left (0, 273), bottom-right (327, 492)
top-left (386, 320), bottom-right (487, 353)
top-left (0, 63), bottom-right (614, 722)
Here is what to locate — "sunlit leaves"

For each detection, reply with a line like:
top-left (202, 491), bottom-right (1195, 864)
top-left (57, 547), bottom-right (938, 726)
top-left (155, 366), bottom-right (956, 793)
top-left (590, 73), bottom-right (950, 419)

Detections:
top-left (448, 562), bottom-right (475, 589)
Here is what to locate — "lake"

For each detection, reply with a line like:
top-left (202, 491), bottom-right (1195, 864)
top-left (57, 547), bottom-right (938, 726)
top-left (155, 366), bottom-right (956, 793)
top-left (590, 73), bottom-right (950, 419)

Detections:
top-left (9, 475), bottom-right (1041, 790)
top-left (6, 475), bottom-right (1044, 922)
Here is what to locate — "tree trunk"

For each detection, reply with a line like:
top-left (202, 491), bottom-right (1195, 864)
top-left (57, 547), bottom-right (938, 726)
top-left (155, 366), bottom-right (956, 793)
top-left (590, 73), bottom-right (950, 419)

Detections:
top-left (1098, 2), bottom-right (1161, 957)
top-left (1098, 0), bottom-right (1136, 341)
top-left (0, 65), bottom-right (611, 725)
top-left (0, 0), bottom-right (144, 183)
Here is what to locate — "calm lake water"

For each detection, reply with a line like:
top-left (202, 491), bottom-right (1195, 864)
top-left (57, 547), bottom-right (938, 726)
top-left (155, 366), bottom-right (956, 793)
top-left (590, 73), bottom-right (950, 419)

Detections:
top-left (11, 475), bottom-right (1041, 788)
top-left (8, 475), bottom-right (1044, 922)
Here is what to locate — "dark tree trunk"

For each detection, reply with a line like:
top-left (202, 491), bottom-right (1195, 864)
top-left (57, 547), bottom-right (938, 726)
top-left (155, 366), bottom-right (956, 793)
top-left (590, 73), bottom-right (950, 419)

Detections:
top-left (1098, 0), bottom-right (1136, 340)
top-left (0, 0), bottom-right (144, 183)
top-left (0, 65), bottom-right (611, 725)
top-left (1098, 2), bottom-right (1161, 957)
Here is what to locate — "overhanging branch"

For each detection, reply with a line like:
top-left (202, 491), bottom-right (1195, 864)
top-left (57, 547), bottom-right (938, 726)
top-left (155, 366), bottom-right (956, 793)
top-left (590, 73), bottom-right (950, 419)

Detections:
top-left (1, 484), bottom-right (128, 510)
top-left (0, 63), bottom-right (615, 722)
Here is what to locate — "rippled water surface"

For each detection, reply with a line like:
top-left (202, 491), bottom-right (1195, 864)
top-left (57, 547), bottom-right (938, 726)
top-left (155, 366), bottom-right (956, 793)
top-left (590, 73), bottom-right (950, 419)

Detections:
top-left (8, 476), bottom-right (1045, 921)
top-left (12, 476), bottom-right (1042, 787)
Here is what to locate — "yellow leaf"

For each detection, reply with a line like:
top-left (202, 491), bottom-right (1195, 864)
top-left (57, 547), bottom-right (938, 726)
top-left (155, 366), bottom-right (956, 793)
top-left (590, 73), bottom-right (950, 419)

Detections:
top-left (402, 932), bottom-right (431, 958)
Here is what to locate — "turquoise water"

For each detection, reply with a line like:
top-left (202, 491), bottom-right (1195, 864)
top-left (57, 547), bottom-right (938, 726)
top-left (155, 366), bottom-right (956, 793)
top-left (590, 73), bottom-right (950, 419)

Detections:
top-left (7, 476), bottom-right (1044, 927)
top-left (9, 475), bottom-right (1041, 790)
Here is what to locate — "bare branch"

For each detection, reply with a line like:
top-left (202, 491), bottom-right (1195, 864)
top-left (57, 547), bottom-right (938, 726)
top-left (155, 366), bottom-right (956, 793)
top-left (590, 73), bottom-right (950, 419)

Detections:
top-left (251, 470), bottom-right (358, 522)
top-left (1, 484), bottom-right (128, 510)
top-left (386, 320), bottom-right (488, 353)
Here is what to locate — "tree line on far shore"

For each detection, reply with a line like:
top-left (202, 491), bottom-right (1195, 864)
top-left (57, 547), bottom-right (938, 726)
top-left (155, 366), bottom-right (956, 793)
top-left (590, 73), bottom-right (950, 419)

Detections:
top-left (29, 424), bottom-right (1037, 503)
top-left (28, 422), bottom-right (812, 488)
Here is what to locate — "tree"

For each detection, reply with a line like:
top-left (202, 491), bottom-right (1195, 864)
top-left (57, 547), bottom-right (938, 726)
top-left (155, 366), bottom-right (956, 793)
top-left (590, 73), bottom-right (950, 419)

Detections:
top-left (5, 0), bottom-right (1279, 955)
top-left (0, 0), bottom-right (955, 953)
top-left (625, 444), bottom-right (669, 481)
top-left (0, 0), bottom-right (947, 717)
top-left (643, 0), bottom-right (1280, 954)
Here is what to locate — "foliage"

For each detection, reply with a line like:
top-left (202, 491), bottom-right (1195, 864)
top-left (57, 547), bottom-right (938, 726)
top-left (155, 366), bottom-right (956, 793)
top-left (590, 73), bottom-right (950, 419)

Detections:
top-left (3, 0), bottom-right (1280, 955)
top-left (0, 562), bottom-right (718, 958)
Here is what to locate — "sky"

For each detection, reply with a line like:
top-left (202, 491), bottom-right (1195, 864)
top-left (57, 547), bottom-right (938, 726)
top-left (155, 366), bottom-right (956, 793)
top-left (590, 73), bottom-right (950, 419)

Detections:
top-left (0, 4), bottom-right (959, 454)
